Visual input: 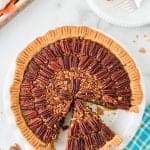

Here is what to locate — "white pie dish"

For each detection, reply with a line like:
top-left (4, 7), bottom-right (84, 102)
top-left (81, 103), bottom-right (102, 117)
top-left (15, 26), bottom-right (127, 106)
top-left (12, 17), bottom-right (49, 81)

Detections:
top-left (2, 28), bottom-right (146, 150)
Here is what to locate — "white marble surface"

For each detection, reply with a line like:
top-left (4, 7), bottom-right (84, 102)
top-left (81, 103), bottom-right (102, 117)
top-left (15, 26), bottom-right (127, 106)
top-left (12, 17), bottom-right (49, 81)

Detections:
top-left (0, 0), bottom-right (150, 149)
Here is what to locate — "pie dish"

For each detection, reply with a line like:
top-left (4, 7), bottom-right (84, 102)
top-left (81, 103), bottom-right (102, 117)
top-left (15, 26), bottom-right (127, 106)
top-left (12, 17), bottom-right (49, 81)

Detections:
top-left (10, 26), bottom-right (143, 150)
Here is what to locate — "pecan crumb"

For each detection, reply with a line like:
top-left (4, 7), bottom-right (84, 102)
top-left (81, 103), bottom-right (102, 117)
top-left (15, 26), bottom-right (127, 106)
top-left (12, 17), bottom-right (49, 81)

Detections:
top-left (96, 107), bottom-right (104, 115)
top-left (132, 40), bottom-right (136, 43)
top-left (136, 34), bottom-right (139, 39)
top-left (139, 47), bottom-right (146, 54)
top-left (9, 144), bottom-right (21, 150)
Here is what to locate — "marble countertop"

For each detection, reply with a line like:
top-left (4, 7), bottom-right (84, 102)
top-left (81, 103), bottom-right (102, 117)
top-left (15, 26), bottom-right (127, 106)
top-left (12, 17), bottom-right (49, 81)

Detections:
top-left (0, 0), bottom-right (149, 149)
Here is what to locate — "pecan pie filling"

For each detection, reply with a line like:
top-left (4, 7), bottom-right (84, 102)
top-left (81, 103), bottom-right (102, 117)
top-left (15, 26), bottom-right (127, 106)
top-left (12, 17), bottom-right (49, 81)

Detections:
top-left (18, 37), bottom-right (132, 149)
top-left (19, 37), bottom-right (131, 150)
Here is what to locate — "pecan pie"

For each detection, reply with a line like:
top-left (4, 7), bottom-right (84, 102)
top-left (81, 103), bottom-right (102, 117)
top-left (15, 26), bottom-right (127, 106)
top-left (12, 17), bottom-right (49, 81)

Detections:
top-left (10, 26), bottom-right (143, 150)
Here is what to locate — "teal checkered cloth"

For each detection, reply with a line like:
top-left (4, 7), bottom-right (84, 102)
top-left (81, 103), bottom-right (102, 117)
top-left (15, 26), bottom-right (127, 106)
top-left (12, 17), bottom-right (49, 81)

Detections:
top-left (124, 105), bottom-right (150, 150)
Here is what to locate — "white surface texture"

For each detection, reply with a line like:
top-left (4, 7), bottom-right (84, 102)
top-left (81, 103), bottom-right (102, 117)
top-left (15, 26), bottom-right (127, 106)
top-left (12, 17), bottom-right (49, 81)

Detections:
top-left (87, 0), bottom-right (150, 27)
top-left (0, 0), bottom-right (150, 149)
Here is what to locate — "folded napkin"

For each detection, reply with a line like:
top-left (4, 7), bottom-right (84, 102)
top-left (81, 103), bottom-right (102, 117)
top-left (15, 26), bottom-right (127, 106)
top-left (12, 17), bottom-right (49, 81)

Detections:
top-left (124, 105), bottom-right (150, 150)
top-left (0, 0), bottom-right (10, 10)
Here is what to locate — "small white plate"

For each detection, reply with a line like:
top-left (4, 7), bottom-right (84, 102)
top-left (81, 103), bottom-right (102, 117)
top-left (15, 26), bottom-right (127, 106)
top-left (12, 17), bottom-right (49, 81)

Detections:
top-left (86, 0), bottom-right (150, 27)
top-left (2, 30), bottom-right (146, 149)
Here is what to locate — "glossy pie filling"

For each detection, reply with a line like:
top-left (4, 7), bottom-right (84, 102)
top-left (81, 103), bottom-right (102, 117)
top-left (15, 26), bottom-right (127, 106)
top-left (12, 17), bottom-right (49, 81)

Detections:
top-left (19, 37), bottom-right (131, 148)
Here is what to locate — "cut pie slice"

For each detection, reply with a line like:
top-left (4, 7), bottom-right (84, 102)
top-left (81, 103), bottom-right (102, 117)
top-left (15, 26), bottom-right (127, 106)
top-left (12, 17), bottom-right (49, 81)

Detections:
top-left (66, 99), bottom-right (122, 150)
top-left (10, 26), bottom-right (143, 149)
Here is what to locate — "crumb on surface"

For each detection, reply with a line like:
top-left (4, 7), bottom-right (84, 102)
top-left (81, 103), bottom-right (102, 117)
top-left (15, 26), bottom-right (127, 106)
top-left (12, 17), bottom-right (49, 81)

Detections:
top-left (132, 40), bottom-right (136, 43)
top-left (138, 47), bottom-right (146, 54)
top-left (9, 144), bottom-right (21, 150)
top-left (136, 34), bottom-right (139, 39)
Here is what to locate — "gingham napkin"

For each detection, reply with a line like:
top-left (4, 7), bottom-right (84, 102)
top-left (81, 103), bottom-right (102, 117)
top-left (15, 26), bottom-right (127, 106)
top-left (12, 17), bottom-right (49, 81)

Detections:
top-left (124, 105), bottom-right (150, 150)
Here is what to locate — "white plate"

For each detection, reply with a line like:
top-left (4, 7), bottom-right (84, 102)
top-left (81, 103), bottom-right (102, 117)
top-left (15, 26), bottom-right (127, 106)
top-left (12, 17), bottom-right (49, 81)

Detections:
top-left (2, 31), bottom-right (146, 150)
top-left (86, 0), bottom-right (150, 27)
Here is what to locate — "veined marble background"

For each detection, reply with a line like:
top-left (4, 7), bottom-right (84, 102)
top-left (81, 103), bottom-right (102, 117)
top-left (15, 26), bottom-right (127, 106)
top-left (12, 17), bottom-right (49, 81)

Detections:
top-left (0, 0), bottom-right (149, 149)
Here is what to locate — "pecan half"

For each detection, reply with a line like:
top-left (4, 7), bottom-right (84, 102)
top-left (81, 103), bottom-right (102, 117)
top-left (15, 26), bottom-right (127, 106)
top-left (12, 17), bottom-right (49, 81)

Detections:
top-left (71, 78), bottom-right (80, 94)
top-left (69, 55), bottom-right (79, 69)
top-left (38, 107), bottom-right (52, 118)
top-left (39, 65), bottom-right (54, 78)
top-left (36, 75), bottom-right (50, 86)
top-left (89, 63), bottom-right (101, 75)
top-left (76, 90), bottom-right (95, 100)
top-left (107, 60), bottom-right (121, 73)
top-left (102, 53), bottom-right (116, 66)
top-left (63, 101), bottom-right (72, 115)
top-left (116, 88), bottom-right (131, 97)
top-left (19, 95), bottom-right (32, 101)
top-left (22, 110), bottom-right (37, 120)
top-left (58, 89), bottom-right (71, 100)
top-left (115, 78), bottom-right (130, 88)
top-left (20, 101), bottom-right (34, 110)
top-left (19, 88), bottom-right (32, 97)
top-left (63, 55), bottom-right (70, 70)
top-left (117, 100), bottom-right (131, 110)
top-left (80, 39), bottom-right (90, 56)
top-left (102, 95), bottom-right (118, 106)
top-left (20, 83), bottom-right (33, 89)
top-left (71, 38), bottom-right (82, 54)
top-left (34, 54), bottom-right (48, 65)
top-left (79, 56), bottom-right (92, 70)
top-left (101, 89), bottom-right (116, 97)
top-left (69, 121), bottom-right (80, 137)
top-left (94, 69), bottom-right (109, 81)
top-left (89, 42), bottom-right (99, 57)
top-left (48, 61), bottom-right (61, 70)
top-left (60, 39), bottom-right (71, 54)
top-left (111, 69), bottom-right (127, 81)
top-left (88, 118), bottom-right (101, 131)
top-left (43, 47), bottom-right (56, 59)
top-left (46, 114), bottom-right (60, 126)
top-left (50, 42), bottom-right (63, 57)
top-left (58, 56), bottom-right (70, 70)
top-left (87, 61), bottom-right (101, 75)
top-left (28, 118), bottom-right (43, 131)
top-left (42, 129), bottom-right (52, 143)
top-left (67, 137), bottom-right (84, 150)
top-left (24, 71), bottom-right (37, 82)
top-left (101, 124), bottom-right (114, 141)
top-left (96, 47), bottom-right (107, 62)
top-left (91, 132), bottom-right (105, 148)
top-left (80, 121), bottom-right (92, 135)
top-left (84, 135), bottom-right (94, 149)
top-left (28, 60), bottom-right (39, 73)
top-left (34, 98), bottom-right (47, 108)
top-left (101, 78), bottom-right (114, 89)
top-left (74, 99), bottom-right (85, 113)
top-left (35, 125), bottom-right (47, 140)
top-left (32, 87), bottom-right (45, 97)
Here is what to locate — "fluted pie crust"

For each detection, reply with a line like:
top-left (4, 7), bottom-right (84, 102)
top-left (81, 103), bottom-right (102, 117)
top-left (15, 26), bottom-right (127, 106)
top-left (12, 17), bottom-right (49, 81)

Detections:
top-left (10, 26), bottom-right (143, 150)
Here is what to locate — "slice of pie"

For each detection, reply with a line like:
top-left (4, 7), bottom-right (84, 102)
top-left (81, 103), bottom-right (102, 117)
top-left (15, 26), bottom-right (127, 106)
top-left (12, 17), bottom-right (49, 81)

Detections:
top-left (67, 99), bottom-right (122, 150)
top-left (10, 26), bottom-right (143, 149)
